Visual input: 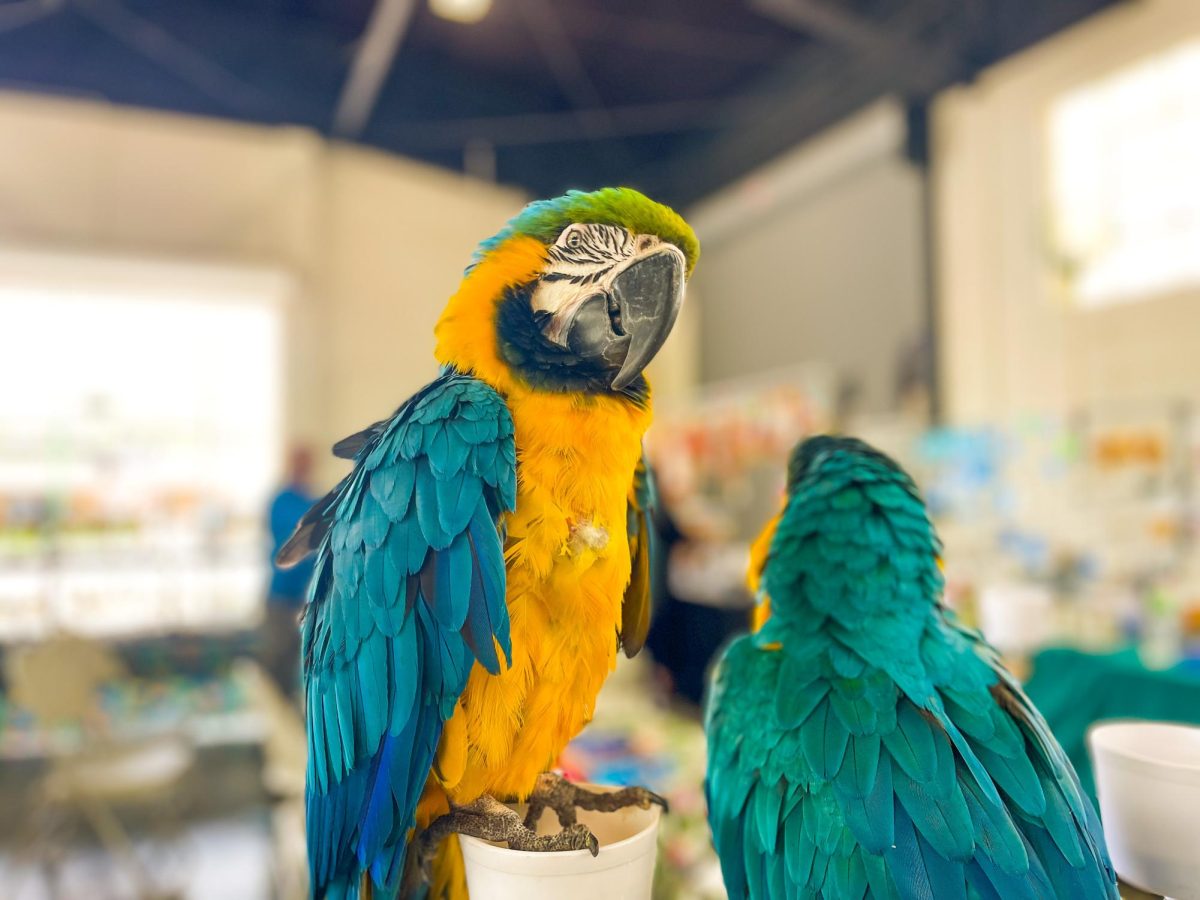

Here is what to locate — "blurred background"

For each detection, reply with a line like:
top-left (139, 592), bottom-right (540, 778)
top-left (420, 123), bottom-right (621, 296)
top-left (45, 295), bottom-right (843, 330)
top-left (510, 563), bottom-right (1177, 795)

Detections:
top-left (1, 0), bottom-right (1199, 896)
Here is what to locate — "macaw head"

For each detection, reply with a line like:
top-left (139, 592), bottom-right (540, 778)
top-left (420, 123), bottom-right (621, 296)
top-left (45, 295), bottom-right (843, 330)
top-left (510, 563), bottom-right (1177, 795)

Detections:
top-left (435, 187), bottom-right (698, 401)
top-left (763, 435), bottom-right (943, 623)
top-left (784, 435), bottom-right (908, 495)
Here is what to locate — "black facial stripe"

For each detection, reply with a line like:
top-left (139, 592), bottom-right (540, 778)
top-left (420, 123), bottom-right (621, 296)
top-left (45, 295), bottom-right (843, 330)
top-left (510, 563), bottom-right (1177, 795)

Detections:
top-left (549, 245), bottom-right (609, 265)
top-left (549, 224), bottom-right (634, 266)
top-left (540, 267), bottom-right (614, 286)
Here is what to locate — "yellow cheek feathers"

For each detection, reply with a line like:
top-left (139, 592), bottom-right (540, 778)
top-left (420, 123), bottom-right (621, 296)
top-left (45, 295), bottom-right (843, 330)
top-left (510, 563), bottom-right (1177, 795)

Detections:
top-left (746, 511), bottom-right (780, 596)
top-left (434, 235), bottom-right (549, 395)
top-left (747, 509), bottom-right (782, 638)
top-left (752, 596), bottom-right (775, 635)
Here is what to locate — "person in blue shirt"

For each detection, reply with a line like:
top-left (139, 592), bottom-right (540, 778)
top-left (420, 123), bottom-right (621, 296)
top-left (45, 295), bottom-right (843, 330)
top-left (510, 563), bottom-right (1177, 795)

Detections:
top-left (262, 445), bottom-right (316, 698)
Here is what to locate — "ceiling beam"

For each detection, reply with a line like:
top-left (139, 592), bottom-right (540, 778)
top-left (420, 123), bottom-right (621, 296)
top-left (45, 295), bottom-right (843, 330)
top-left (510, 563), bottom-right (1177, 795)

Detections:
top-left (515, 0), bottom-right (638, 172)
top-left (0, 0), bottom-right (61, 35)
top-left (72, 0), bottom-right (272, 115)
top-left (644, 4), bottom-right (962, 204)
top-left (749, 0), bottom-right (897, 51)
top-left (378, 1), bottom-right (955, 157)
top-left (332, 0), bottom-right (416, 138)
top-left (567, 8), bottom-right (789, 63)
top-left (515, 0), bottom-right (614, 141)
top-left (749, 0), bottom-right (954, 89)
top-left (384, 97), bottom-right (734, 149)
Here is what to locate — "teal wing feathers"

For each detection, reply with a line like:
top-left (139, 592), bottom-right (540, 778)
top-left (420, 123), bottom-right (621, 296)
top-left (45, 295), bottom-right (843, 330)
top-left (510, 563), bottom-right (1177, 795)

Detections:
top-left (280, 372), bottom-right (516, 899)
top-left (928, 611), bottom-right (1117, 899)
top-left (705, 618), bottom-right (1118, 900)
top-left (706, 447), bottom-right (1116, 900)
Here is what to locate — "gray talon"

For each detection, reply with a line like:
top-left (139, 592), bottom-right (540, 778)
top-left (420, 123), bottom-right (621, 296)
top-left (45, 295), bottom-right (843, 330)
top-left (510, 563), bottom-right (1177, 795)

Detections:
top-left (567, 823), bottom-right (601, 856)
top-left (415, 776), bottom-right (664, 881)
top-left (645, 789), bottom-right (670, 813)
top-left (524, 772), bottom-right (669, 827)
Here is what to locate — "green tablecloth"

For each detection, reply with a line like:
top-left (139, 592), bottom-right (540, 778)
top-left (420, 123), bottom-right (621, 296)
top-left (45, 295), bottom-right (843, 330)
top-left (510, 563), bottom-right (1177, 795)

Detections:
top-left (1023, 646), bottom-right (1200, 799)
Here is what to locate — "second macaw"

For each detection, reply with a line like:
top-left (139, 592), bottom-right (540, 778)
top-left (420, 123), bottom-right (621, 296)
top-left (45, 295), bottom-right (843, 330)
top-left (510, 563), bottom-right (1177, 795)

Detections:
top-left (706, 436), bottom-right (1118, 899)
top-left (277, 188), bottom-right (697, 899)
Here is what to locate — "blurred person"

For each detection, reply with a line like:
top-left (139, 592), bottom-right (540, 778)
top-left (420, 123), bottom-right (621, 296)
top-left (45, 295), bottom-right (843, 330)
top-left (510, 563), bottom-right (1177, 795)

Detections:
top-left (263, 445), bottom-right (316, 698)
top-left (894, 333), bottom-right (934, 421)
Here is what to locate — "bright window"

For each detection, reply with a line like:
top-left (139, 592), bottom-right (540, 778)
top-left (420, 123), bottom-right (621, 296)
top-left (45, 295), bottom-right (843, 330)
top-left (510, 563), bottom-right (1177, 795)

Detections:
top-left (0, 252), bottom-right (288, 639)
top-left (1049, 39), bottom-right (1200, 307)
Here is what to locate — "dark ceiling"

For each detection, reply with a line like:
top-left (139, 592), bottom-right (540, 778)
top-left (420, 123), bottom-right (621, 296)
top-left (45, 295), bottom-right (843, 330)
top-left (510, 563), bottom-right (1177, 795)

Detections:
top-left (0, 0), bottom-right (1122, 207)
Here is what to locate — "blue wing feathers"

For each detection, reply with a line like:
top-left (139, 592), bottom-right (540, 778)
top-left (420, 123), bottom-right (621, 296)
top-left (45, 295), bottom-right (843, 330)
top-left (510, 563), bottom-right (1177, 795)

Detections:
top-left (296, 373), bottom-right (516, 898)
top-left (387, 620), bottom-right (418, 725)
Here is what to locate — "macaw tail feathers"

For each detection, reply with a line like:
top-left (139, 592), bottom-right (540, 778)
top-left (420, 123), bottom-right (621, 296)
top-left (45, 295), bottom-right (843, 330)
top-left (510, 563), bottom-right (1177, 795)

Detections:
top-left (389, 832), bottom-right (463, 900)
top-left (427, 836), bottom-right (467, 900)
top-left (314, 876), bottom-right (359, 900)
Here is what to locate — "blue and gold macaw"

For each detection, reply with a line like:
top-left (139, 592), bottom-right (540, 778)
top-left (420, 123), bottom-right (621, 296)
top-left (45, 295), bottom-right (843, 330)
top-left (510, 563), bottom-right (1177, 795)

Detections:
top-left (276, 188), bottom-right (697, 899)
top-left (705, 436), bottom-right (1118, 899)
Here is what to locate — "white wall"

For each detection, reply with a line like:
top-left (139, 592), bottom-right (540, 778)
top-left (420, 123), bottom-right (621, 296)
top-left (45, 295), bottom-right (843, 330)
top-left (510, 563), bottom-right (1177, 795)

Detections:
top-left (0, 91), bottom-right (704, 487)
top-left (0, 92), bottom-right (526, 486)
top-left (932, 0), bottom-right (1200, 423)
top-left (687, 101), bottom-right (928, 413)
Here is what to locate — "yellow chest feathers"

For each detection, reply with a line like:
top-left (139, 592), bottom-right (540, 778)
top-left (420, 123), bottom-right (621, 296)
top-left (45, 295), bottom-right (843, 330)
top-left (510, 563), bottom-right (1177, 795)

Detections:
top-left (501, 389), bottom-right (651, 586)
top-left (420, 388), bottom-right (653, 811)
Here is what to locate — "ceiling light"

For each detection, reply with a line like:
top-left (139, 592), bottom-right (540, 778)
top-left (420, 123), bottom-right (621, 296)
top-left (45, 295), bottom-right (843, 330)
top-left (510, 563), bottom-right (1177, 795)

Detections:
top-left (429, 0), bottom-right (492, 24)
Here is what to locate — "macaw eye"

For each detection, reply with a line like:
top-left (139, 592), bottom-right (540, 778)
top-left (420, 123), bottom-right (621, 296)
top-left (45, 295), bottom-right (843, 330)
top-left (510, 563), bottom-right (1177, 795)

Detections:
top-left (565, 229), bottom-right (583, 248)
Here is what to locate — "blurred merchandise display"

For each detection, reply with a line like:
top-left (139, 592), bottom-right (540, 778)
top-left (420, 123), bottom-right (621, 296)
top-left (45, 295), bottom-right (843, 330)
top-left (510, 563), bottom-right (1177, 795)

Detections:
top-left (643, 369), bottom-right (1200, 723)
top-left (642, 367), bottom-right (836, 707)
top-left (650, 367), bottom-right (1198, 664)
top-left (647, 363), bottom-right (836, 547)
top-left (875, 398), bottom-right (1199, 668)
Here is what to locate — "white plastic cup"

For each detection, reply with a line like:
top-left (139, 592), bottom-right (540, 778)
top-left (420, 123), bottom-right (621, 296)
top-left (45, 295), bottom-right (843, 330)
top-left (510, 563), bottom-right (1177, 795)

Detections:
top-left (1088, 720), bottom-right (1200, 900)
top-left (977, 583), bottom-right (1055, 655)
top-left (459, 784), bottom-right (662, 900)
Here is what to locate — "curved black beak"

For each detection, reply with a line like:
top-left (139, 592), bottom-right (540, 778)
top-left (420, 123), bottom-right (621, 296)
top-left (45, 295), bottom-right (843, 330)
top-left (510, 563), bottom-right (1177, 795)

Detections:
top-left (560, 245), bottom-right (686, 390)
top-left (608, 248), bottom-right (685, 389)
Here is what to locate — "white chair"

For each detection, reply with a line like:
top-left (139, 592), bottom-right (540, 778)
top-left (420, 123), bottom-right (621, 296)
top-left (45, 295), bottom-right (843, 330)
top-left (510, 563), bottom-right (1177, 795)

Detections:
top-left (230, 659), bottom-right (307, 900)
top-left (6, 635), bottom-right (195, 899)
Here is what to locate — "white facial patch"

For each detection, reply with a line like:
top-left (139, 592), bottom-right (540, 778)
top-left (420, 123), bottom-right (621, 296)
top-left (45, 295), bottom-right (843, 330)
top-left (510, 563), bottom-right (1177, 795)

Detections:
top-left (531, 223), bottom-right (662, 347)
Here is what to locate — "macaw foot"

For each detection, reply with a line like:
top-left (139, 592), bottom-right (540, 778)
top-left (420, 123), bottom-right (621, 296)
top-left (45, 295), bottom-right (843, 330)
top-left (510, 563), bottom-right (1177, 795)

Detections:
top-left (417, 794), bottom-right (599, 878)
top-left (522, 771), bottom-right (669, 830)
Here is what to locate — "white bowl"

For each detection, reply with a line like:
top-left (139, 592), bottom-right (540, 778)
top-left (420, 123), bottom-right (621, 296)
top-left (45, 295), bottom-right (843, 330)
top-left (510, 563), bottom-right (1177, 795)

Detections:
top-left (1089, 721), bottom-right (1200, 899)
top-left (459, 785), bottom-right (662, 900)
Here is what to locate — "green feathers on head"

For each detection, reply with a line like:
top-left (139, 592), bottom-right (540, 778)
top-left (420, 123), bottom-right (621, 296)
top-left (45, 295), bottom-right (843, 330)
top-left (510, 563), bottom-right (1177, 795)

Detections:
top-left (473, 187), bottom-right (700, 275)
top-left (765, 436), bottom-right (943, 623)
